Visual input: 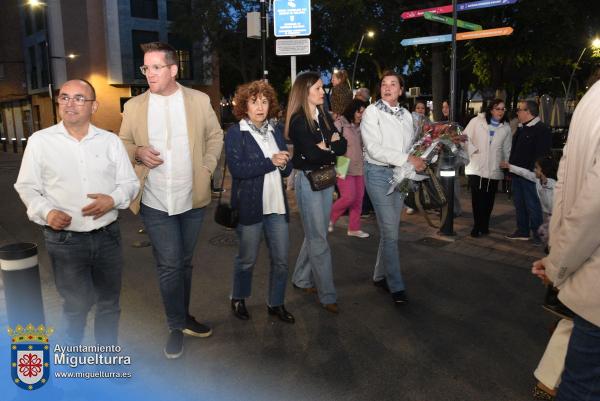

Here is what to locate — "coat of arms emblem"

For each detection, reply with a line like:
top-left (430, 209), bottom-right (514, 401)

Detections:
top-left (8, 323), bottom-right (54, 390)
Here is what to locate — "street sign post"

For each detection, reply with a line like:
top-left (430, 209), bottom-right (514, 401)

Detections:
top-left (401, 0), bottom-right (518, 20)
top-left (423, 11), bottom-right (482, 31)
top-left (273, 0), bottom-right (311, 37)
top-left (276, 38), bottom-right (311, 56)
top-left (401, 27), bottom-right (513, 46)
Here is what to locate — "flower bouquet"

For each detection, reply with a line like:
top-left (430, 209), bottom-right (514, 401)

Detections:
top-left (387, 121), bottom-right (468, 196)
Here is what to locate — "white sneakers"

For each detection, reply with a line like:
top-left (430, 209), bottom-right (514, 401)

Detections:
top-left (328, 222), bottom-right (334, 233)
top-left (405, 207), bottom-right (415, 215)
top-left (347, 230), bottom-right (370, 238)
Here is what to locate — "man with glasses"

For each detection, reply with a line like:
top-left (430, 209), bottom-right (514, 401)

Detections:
top-left (119, 42), bottom-right (223, 359)
top-left (506, 100), bottom-right (552, 244)
top-left (14, 79), bottom-right (140, 345)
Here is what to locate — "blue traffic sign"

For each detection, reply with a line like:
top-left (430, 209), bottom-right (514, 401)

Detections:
top-left (273, 0), bottom-right (312, 37)
top-left (401, 34), bottom-right (453, 46)
top-left (457, 0), bottom-right (517, 11)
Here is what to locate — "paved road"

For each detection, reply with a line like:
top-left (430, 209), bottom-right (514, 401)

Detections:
top-left (0, 151), bottom-right (552, 401)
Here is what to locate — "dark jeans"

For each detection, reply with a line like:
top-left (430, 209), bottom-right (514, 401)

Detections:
top-left (468, 175), bottom-right (498, 233)
top-left (140, 204), bottom-right (205, 330)
top-left (511, 175), bottom-right (543, 237)
top-left (44, 222), bottom-right (123, 345)
top-left (557, 315), bottom-right (600, 401)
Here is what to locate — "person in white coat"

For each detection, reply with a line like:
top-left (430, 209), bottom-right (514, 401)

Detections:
top-left (532, 80), bottom-right (600, 401)
top-left (463, 99), bottom-right (512, 237)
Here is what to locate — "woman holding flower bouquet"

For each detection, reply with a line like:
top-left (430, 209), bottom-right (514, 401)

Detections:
top-left (463, 99), bottom-right (512, 237)
top-left (287, 72), bottom-right (347, 314)
top-left (361, 70), bottom-right (425, 305)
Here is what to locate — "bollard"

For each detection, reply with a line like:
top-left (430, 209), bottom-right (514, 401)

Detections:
top-left (439, 153), bottom-right (456, 236)
top-left (21, 137), bottom-right (27, 151)
top-left (1, 137), bottom-right (6, 152)
top-left (11, 137), bottom-right (18, 153)
top-left (0, 243), bottom-right (45, 327)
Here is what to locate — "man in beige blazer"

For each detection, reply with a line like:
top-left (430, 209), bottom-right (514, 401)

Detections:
top-left (532, 79), bottom-right (600, 399)
top-left (119, 42), bottom-right (223, 359)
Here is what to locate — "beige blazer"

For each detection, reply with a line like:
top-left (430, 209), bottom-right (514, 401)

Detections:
top-left (119, 83), bottom-right (223, 214)
top-left (544, 81), bottom-right (600, 327)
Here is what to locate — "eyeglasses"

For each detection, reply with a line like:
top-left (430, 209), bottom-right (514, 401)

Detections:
top-left (139, 64), bottom-right (174, 75)
top-left (56, 94), bottom-right (95, 106)
top-left (493, 107), bottom-right (506, 111)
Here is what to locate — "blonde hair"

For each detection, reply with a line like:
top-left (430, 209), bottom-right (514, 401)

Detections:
top-left (284, 72), bottom-right (330, 139)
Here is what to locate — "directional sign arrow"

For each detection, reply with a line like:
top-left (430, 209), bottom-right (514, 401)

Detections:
top-left (401, 0), bottom-right (518, 20)
top-left (401, 27), bottom-right (513, 46)
top-left (423, 11), bottom-right (482, 31)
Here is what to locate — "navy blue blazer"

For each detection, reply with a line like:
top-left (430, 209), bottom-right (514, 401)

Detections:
top-left (225, 122), bottom-right (293, 226)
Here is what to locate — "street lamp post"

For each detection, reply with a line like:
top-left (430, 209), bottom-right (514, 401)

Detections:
top-left (28, 0), bottom-right (57, 124)
top-left (351, 31), bottom-right (374, 91)
top-left (565, 37), bottom-right (600, 109)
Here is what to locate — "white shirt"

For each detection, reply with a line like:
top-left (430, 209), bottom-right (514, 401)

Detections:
top-left (14, 122), bottom-right (139, 232)
top-left (240, 120), bottom-right (286, 215)
top-left (360, 101), bottom-right (415, 167)
top-left (143, 89), bottom-right (193, 215)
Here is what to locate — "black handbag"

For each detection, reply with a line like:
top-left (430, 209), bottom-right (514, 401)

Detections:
top-left (305, 165), bottom-right (337, 191)
top-left (214, 155), bottom-right (239, 228)
top-left (404, 166), bottom-right (448, 228)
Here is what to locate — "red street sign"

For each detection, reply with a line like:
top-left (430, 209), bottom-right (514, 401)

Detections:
top-left (401, 5), bottom-right (453, 20)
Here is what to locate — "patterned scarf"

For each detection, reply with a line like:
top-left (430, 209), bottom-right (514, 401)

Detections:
top-left (375, 99), bottom-right (407, 121)
top-left (245, 119), bottom-right (270, 142)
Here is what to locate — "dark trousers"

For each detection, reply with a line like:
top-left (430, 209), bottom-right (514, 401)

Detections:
top-left (557, 315), bottom-right (600, 401)
top-left (468, 175), bottom-right (498, 233)
top-left (44, 222), bottom-right (123, 345)
top-left (511, 174), bottom-right (543, 238)
top-left (140, 203), bottom-right (205, 330)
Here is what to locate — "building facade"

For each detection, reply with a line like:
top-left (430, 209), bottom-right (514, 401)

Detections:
top-left (1, 0), bottom-right (220, 145)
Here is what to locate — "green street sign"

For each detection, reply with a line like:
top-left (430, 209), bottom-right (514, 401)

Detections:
top-left (423, 11), bottom-right (482, 31)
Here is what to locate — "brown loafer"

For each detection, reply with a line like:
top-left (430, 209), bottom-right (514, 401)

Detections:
top-left (293, 284), bottom-right (317, 294)
top-left (322, 303), bottom-right (339, 314)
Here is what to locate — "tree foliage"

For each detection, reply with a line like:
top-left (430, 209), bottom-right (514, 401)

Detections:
top-left (170, 0), bottom-right (600, 113)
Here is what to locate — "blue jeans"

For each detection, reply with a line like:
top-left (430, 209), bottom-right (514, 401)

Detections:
top-left (511, 175), bottom-right (543, 237)
top-left (364, 162), bottom-right (406, 293)
top-left (140, 204), bottom-right (205, 330)
top-left (232, 214), bottom-right (289, 307)
top-left (557, 315), bottom-right (600, 401)
top-left (292, 171), bottom-right (337, 304)
top-left (44, 222), bottom-right (123, 344)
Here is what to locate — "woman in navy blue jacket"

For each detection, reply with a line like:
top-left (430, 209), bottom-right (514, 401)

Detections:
top-left (225, 80), bottom-right (295, 323)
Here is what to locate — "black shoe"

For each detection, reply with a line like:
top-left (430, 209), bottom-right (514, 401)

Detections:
top-left (231, 299), bottom-right (250, 320)
top-left (183, 315), bottom-right (213, 337)
top-left (392, 291), bottom-right (408, 305)
top-left (267, 305), bottom-right (295, 324)
top-left (470, 228), bottom-right (480, 238)
top-left (164, 329), bottom-right (184, 359)
top-left (505, 231), bottom-right (529, 240)
top-left (373, 278), bottom-right (390, 293)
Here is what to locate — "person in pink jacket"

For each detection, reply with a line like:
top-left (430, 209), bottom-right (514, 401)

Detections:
top-left (329, 99), bottom-right (369, 237)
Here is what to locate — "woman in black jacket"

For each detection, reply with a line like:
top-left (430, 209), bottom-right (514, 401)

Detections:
top-left (225, 80), bottom-right (294, 323)
top-left (285, 72), bottom-right (347, 313)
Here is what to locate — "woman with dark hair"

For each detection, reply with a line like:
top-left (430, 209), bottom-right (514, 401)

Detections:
top-left (286, 72), bottom-right (347, 313)
top-left (361, 70), bottom-right (424, 305)
top-left (329, 98), bottom-right (369, 237)
top-left (225, 80), bottom-right (295, 323)
top-left (464, 98), bottom-right (512, 237)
